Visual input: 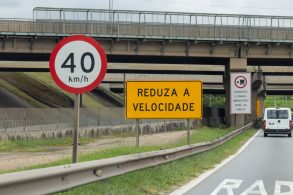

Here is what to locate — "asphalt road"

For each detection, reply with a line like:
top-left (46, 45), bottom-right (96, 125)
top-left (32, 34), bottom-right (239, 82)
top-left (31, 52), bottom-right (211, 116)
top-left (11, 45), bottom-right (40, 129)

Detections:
top-left (183, 130), bottom-right (293, 195)
top-left (0, 89), bottom-right (31, 107)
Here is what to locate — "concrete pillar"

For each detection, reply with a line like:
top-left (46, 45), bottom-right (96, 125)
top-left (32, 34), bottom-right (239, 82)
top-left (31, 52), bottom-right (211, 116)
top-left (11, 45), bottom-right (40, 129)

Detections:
top-left (236, 114), bottom-right (245, 126)
top-left (247, 88), bottom-right (257, 123)
top-left (258, 95), bottom-right (265, 117)
top-left (251, 84), bottom-right (258, 120)
top-left (260, 96), bottom-right (265, 115)
top-left (251, 72), bottom-right (265, 121)
top-left (225, 58), bottom-right (247, 127)
top-left (260, 75), bottom-right (266, 116)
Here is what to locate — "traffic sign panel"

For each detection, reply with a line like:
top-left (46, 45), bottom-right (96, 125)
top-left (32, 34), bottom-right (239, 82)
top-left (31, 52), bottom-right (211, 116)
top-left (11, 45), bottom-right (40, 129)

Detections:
top-left (125, 81), bottom-right (202, 119)
top-left (49, 35), bottom-right (107, 94)
top-left (230, 73), bottom-right (251, 114)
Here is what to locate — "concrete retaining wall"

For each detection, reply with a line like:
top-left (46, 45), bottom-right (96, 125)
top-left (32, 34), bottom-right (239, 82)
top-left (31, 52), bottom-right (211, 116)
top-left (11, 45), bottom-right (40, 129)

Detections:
top-left (0, 121), bottom-right (187, 140)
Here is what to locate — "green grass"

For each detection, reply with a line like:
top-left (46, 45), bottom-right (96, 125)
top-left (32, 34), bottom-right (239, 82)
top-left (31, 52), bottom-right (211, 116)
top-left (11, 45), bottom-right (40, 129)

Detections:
top-left (26, 73), bottom-right (104, 108)
top-left (0, 77), bottom-right (46, 107)
top-left (0, 137), bottom-right (95, 153)
top-left (97, 85), bottom-right (124, 106)
top-left (57, 128), bottom-right (256, 195)
top-left (203, 95), bottom-right (225, 108)
top-left (265, 95), bottom-right (293, 108)
top-left (0, 73), bottom-right (73, 107)
top-left (0, 127), bottom-right (238, 174)
top-left (178, 127), bottom-right (234, 146)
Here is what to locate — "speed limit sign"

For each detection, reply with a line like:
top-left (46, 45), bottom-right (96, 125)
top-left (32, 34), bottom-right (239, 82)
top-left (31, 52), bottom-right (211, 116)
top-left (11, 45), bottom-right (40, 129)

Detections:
top-left (49, 35), bottom-right (107, 163)
top-left (49, 35), bottom-right (107, 94)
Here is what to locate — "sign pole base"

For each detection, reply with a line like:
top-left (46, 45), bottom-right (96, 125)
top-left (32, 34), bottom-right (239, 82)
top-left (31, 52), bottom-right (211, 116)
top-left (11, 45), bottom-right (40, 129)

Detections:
top-left (187, 119), bottom-right (191, 145)
top-left (72, 94), bottom-right (80, 163)
top-left (136, 119), bottom-right (140, 147)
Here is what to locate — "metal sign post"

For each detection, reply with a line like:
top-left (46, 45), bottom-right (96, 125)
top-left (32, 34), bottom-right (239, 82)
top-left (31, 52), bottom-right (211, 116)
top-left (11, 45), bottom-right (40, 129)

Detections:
top-left (49, 35), bottom-right (108, 164)
top-left (136, 119), bottom-right (140, 147)
top-left (187, 119), bottom-right (191, 145)
top-left (72, 94), bottom-right (80, 163)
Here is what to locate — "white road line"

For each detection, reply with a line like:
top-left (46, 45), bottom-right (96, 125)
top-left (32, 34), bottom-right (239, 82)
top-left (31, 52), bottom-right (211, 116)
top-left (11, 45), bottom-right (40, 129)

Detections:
top-left (170, 129), bottom-right (261, 195)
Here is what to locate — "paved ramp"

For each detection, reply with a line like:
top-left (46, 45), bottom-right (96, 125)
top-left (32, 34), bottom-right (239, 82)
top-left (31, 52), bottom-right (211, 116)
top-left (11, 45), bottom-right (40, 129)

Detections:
top-left (181, 131), bottom-right (293, 195)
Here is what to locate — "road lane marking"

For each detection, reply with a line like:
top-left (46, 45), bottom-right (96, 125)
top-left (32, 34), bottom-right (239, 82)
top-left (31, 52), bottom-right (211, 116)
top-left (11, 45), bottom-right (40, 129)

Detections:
top-left (210, 179), bottom-right (243, 195)
top-left (170, 129), bottom-right (260, 195)
top-left (239, 180), bottom-right (267, 195)
top-left (274, 181), bottom-right (293, 195)
top-left (210, 179), bottom-right (293, 195)
top-left (211, 179), bottom-right (268, 195)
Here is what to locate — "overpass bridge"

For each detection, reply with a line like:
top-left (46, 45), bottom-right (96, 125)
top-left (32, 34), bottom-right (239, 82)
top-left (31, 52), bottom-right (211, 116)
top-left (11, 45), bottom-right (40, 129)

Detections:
top-left (1, 7), bottom-right (293, 126)
top-left (107, 82), bottom-right (293, 95)
top-left (2, 60), bottom-right (293, 94)
top-left (1, 7), bottom-right (293, 60)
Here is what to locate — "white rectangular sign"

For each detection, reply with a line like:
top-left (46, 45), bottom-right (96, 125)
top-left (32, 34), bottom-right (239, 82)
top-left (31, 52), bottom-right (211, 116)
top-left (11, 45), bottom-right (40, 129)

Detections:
top-left (230, 73), bottom-right (251, 114)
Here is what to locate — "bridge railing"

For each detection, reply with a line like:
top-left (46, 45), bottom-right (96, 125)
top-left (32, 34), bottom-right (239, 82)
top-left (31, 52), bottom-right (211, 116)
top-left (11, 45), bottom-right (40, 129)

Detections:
top-left (0, 19), bottom-right (292, 42)
top-left (1, 8), bottom-right (293, 42)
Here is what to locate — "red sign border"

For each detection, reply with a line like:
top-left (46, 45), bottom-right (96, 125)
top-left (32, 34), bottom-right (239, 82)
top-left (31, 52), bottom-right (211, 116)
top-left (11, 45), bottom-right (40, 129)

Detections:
top-left (49, 35), bottom-right (107, 94)
top-left (234, 76), bottom-right (247, 89)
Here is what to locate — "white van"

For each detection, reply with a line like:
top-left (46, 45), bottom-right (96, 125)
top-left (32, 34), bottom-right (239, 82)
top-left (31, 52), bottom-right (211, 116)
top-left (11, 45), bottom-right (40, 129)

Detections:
top-left (263, 108), bottom-right (292, 137)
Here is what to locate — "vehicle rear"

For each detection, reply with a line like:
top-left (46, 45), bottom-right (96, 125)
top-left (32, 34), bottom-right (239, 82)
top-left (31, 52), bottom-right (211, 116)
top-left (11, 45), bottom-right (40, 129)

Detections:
top-left (263, 108), bottom-right (292, 137)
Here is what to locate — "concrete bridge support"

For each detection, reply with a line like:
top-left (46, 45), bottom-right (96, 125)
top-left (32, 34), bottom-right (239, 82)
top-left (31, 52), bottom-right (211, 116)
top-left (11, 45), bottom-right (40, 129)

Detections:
top-left (249, 72), bottom-right (265, 123)
top-left (225, 58), bottom-right (247, 127)
top-left (225, 59), bottom-right (265, 127)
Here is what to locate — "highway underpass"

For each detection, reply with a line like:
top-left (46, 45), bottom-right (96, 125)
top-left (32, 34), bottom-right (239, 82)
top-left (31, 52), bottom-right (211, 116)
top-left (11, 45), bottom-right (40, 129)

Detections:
top-left (3, 7), bottom-right (293, 195)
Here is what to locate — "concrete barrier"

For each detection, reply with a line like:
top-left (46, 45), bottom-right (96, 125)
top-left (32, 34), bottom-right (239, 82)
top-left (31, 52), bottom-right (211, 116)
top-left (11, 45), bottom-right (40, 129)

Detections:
top-left (0, 121), bottom-right (186, 140)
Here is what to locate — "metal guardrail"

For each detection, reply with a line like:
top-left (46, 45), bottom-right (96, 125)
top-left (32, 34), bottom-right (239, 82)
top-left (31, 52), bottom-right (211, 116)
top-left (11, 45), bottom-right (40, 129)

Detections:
top-left (0, 122), bottom-right (254, 195)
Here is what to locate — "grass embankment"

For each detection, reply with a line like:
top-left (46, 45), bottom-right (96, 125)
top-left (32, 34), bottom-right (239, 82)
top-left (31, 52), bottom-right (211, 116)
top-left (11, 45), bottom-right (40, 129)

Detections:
top-left (91, 86), bottom-right (124, 107)
top-left (0, 77), bottom-right (45, 107)
top-left (0, 137), bottom-right (96, 153)
top-left (57, 128), bottom-right (256, 195)
top-left (0, 73), bottom-right (73, 107)
top-left (0, 72), bottom-right (111, 108)
top-left (26, 73), bottom-right (105, 108)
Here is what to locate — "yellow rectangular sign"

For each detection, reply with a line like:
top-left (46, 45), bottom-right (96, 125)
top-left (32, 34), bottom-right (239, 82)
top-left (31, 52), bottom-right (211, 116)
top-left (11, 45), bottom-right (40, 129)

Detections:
top-left (125, 81), bottom-right (202, 119)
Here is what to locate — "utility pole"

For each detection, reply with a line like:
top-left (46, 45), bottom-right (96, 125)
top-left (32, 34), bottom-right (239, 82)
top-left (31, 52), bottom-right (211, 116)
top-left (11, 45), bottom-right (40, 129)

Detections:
top-left (109, 0), bottom-right (113, 10)
top-left (109, 0), bottom-right (114, 22)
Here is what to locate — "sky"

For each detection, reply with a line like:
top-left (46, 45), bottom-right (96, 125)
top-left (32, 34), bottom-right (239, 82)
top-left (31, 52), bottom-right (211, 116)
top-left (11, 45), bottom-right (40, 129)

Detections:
top-left (1, 0), bottom-right (293, 19)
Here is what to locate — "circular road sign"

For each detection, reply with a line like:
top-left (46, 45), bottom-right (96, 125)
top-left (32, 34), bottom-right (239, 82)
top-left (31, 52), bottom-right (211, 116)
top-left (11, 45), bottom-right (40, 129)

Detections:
top-left (49, 35), bottom-right (107, 94)
top-left (234, 76), bottom-right (247, 89)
